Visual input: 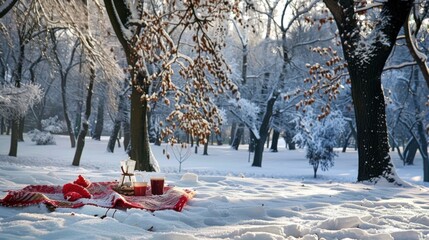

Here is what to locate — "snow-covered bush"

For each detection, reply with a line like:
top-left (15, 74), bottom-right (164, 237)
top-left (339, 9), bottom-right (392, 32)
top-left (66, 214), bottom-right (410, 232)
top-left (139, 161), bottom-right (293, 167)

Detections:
top-left (42, 116), bottom-right (66, 133)
top-left (293, 107), bottom-right (346, 178)
top-left (28, 129), bottom-right (56, 145)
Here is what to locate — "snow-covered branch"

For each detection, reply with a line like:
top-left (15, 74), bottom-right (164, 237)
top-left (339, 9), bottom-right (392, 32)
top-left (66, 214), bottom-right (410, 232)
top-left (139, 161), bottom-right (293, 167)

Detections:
top-left (0, 84), bottom-right (43, 119)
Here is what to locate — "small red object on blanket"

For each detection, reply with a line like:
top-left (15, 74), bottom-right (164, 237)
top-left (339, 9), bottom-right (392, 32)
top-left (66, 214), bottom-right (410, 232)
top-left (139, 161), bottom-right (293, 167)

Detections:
top-left (73, 175), bottom-right (91, 188)
top-left (0, 178), bottom-right (196, 212)
top-left (62, 183), bottom-right (91, 200)
top-left (64, 192), bottom-right (83, 202)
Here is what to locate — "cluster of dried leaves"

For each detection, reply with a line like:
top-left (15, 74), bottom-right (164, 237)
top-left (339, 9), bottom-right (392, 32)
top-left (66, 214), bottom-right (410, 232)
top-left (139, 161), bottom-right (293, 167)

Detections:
top-left (125, 0), bottom-right (242, 144)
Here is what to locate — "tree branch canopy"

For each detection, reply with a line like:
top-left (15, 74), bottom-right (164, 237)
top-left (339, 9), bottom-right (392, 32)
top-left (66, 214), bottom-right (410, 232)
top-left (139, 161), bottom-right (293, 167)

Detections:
top-left (103, 0), bottom-right (134, 58)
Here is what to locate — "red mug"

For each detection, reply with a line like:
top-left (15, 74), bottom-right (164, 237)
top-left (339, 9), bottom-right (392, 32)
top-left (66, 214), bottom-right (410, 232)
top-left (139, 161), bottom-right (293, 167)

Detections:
top-left (134, 182), bottom-right (147, 196)
top-left (150, 177), bottom-right (165, 195)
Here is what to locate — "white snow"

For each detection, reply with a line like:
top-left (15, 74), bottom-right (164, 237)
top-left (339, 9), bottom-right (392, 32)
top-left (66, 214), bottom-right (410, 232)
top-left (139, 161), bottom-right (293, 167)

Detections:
top-left (1, 134), bottom-right (429, 239)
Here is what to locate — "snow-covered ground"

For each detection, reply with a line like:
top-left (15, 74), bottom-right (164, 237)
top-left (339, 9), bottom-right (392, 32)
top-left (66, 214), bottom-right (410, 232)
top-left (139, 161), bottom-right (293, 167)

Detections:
top-left (1, 134), bottom-right (429, 239)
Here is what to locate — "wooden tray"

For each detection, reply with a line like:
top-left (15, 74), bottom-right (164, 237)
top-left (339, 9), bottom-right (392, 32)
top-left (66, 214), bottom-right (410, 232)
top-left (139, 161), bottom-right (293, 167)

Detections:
top-left (112, 186), bottom-right (134, 196)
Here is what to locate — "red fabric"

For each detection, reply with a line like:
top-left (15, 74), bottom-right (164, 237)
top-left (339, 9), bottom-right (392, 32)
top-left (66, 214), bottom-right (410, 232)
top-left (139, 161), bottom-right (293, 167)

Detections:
top-left (73, 175), bottom-right (91, 188)
top-left (64, 192), bottom-right (83, 202)
top-left (62, 183), bottom-right (91, 199)
top-left (0, 181), bottom-right (195, 212)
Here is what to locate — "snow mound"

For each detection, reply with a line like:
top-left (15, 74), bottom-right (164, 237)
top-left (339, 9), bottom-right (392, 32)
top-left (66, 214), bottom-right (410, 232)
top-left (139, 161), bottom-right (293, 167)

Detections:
top-left (317, 216), bottom-right (363, 230)
top-left (180, 173), bottom-right (198, 183)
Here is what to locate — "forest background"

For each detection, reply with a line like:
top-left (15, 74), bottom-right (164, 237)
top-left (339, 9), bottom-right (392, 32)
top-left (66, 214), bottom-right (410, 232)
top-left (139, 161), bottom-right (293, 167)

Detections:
top-left (0, 0), bottom-right (428, 184)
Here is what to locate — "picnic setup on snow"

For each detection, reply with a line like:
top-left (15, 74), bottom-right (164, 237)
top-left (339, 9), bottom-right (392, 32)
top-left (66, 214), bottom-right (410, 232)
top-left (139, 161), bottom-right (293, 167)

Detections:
top-left (0, 159), bottom-right (195, 212)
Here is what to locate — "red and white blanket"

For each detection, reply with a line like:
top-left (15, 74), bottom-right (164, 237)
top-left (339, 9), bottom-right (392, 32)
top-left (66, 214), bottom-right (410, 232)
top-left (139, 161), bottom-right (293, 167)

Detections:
top-left (0, 180), bottom-right (195, 212)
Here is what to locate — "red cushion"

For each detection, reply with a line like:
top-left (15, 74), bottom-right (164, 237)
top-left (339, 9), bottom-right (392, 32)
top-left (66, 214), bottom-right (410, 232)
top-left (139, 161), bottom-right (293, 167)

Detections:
top-left (62, 183), bottom-right (91, 199)
top-left (73, 175), bottom-right (91, 188)
top-left (64, 192), bottom-right (83, 201)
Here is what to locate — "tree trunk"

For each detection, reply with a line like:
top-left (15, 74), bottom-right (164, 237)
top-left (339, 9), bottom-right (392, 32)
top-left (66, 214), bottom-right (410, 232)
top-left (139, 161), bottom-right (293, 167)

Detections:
top-left (147, 109), bottom-right (157, 143)
top-left (252, 135), bottom-right (264, 167)
top-left (74, 102), bottom-right (82, 137)
top-left (216, 133), bottom-right (223, 145)
top-left (249, 130), bottom-right (256, 153)
top-left (61, 75), bottom-right (76, 148)
top-left (342, 131), bottom-right (352, 153)
top-left (342, 121), bottom-right (356, 152)
top-left (411, 67), bottom-right (429, 181)
top-left (6, 120), bottom-right (11, 135)
top-left (107, 118), bottom-right (121, 153)
top-left (92, 97), bottom-right (105, 140)
top-left (9, 35), bottom-right (24, 155)
top-left (284, 133), bottom-right (296, 150)
top-left (1, 117), bottom-right (5, 135)
top-left (122, 106), bottom-right (130, 152)
top-left (72, 67), bottom-right (95, 166)
top-left (313, 161), bottom-right (319, 178)
top-left (231, 123), bottom-right (244, 150)
top-left (229, 122), bottom-right (236, 145)
top-left (270, 130), bottom-right (280, 152)
top-left (266, 129), bottom-right (270, 149)
top-left (203, 135), bottom-right (209, 155)
top-left (350, 64), bottom-right (395, 182)
top-left (252, 92), bottom-right (279, 167)
top-left (403, 137), bottom-right (418, 165)
top-left (288, 141), bottom-right (296, 150)
top-left (18, 116), bottom-right (24, 141)
top-left (8, 119), bottom-right (19, 157)
top-left (129, 85), bottom-right (156, 172)
top-left (107, 90), bottom-right (126, 153)
top-left (323, 0), bottom-right (413, 183)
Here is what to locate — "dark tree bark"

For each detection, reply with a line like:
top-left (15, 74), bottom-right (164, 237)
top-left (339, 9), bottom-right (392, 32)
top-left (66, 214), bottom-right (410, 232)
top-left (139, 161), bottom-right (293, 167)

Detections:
top-left (92, 96), bottom-right (105, 140)
top-left (107, 99), bottom-right (123, 152)
top-left (8, 119), bottom-right (18, 157)
top-left (216, 133), bottom-right (223, 145)
top-left (107, 117), bottom-right (121, 153)
top-left (252, 92), bottom-right (279, 167)
top-left (104, 0), bottom-right (157, 171)
top-left (342, 131), bottom-right (352, 153)
top-left (107, 83), bottom-right (128, 153)
top-left (129, 83), bottom-right (156, 171)
top-left (342, 121), bottom-right (357, 152)
top-left (0, 117), bottom-right (5, 135)
top-left (229, 122), bottom-right (236, 145)
top-left (8, 30), bottom-right (25, 156)
top-left (323, 0), bottom-right (413, 183)
top-left (270, 130), bottom-right (280, 152)
top-left (313, 161), bottom-right (319, 178)
top-left (6, 120), bottom-right (11, 135)
top-left (203, 135), bottom-right (209, 155)
top-left (122, 114), bottom-right (130, 152)
top-left (249, 131), bottom-right (256, 153)
top-left (411, 68), bottom-right (429, 181)
top-left (0, 0), bottom-right (19, 18)
top-left (62, 82), bottom-right (76, 148)
top-left (72, 66), bottom-right (95, 166)
top-left (283, 132), bottom-right (296, 150)
top-left (18, 116), bottom-right (24, 141)
top-left (403, 137), bottom-right (418, 165)
top-left (231, 123), bottom-right (244, 150)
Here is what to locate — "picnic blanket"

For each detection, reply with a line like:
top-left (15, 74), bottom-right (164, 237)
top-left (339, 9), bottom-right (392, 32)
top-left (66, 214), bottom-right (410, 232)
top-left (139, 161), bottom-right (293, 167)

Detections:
top-left (0, 179), bottom-right (195, 212)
